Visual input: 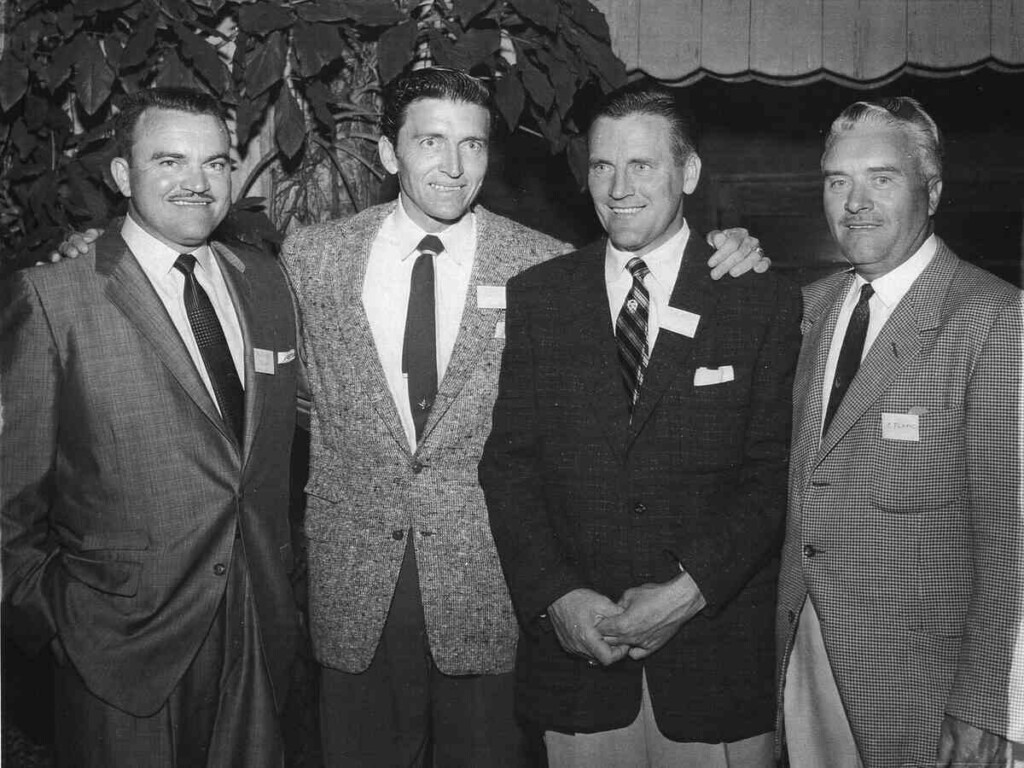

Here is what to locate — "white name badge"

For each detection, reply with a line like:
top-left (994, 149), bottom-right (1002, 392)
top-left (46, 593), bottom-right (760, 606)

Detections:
top-left (277, 349), bottom-right (296, 364)
top-left (661, 307), bottom-right (700, 338)
top-left (477, 285), bottom-right (506, 309)
top-left (881, 412), bottom-right (919, 442)
top-left (494, 320), bottom-right (506, 339)
top-left (254, 348), bottom-right (275, 375)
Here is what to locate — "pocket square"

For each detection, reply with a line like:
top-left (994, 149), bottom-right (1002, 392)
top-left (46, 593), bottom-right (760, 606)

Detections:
top-left (693, 365), bottom-right (734, 386)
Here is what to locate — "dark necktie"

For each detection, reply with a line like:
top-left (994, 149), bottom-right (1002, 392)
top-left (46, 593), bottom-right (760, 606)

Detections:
top-left (173, 253), bottom-right (245, 444)
top-left (616, 257), bottom-right (651, 412)
top-left (822, 282), bottom-right (875, 437)
top-left (403, 235), bottom-right (443, 443)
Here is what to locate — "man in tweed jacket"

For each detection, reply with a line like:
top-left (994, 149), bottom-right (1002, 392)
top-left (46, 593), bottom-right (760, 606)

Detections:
top-left (776, 97), bottom-right (1023, 768)
top-left (283, 69), bottom-right (763, 766)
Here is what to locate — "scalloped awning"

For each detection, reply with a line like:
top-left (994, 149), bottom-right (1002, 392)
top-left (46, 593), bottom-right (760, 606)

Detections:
top-left (591, 0), bottom-right (1024, 87)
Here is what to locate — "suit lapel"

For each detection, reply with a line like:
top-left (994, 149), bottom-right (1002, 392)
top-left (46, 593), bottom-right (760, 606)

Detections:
top-left (565, 242), bottom-right (631, 452)
top-left (215, 242), bottom-right (261, 462)
top-left (629, 234), bottom-right (719, 437)
top-left (813, 242), bottom-right (957, 466)
top-left (97, 229), bottom-right (230, 442)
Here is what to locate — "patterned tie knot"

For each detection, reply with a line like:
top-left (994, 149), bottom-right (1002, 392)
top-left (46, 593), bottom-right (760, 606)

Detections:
top-left (859, 282), bottom-right (875, 303)
top-left (626, 256), bottom-right (650, 281)
top-left (417, 235), bottom-right (445, 257)
top-left (174, 253), bottom-right (198, 276)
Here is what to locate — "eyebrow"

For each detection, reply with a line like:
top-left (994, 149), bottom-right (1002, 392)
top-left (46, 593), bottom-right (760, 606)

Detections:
top-left (822, 164), bottom-right (904, 176)
top-left (147, 151), bottom-right (230, 164)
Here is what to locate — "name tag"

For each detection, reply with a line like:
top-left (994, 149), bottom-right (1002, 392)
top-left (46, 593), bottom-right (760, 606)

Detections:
top-left (277, 349), bottom-right (296, 364)
top-left (661, 307), bottom-right (700, 338)
top-left (881, 412), bottom-right (919, 442)
top-left (477, 285), bottom-right (506, 309)
top-left (494, 320), bottom-right (505, 339)
top-left (254, 348), bottom-right (275, 375)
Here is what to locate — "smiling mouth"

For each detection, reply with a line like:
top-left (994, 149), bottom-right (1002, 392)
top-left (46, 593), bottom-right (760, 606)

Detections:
top-left (429, 183), bottom-right (464, 193)
top-left (607, 206), bottom-right (643, 216)
top-left (170, 199), bottom-right (214, 206)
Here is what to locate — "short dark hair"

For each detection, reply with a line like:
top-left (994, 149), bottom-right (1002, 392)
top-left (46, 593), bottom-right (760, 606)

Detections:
top-left (824, 96), bottom-right (943, 182)
top-left (114, 88), bottom-right (229, 161)
top-left (589, 82), bottom-right (698, 165)
top-left (380, 67), bottom-right (493, 145)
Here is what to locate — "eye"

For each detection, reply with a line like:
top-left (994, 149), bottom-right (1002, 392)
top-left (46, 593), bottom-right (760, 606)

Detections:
top-left (208, 160), bottom-right (228, 172)
top-left (159, 158), bottom-right (179, 168)
top-left (463, 139), bottom-right (485, 152)
top-left (421, 137), bottom-right (438, 149)
top-left (589, 162), bottom-right (610, 174)
top-left (873, 175), bottom-right (892, 187)
top-left (826, 177), bottom-right (847, 191)
top-left (634, 162), bottom-right (652, 172)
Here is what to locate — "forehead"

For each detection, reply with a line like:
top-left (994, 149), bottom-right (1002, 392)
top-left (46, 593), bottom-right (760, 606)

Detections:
top-left (132, 108), bottom-right (229, 154)
top-left (823, 124), bottom-right (918, 172)
top-left (589, 113), bottom-right (675, 157)
top-left (398, 98), bottom-right (490, 136)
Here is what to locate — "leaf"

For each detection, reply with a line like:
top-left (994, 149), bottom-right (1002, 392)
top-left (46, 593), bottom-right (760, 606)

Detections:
top-left (0, 52), bottom-right (30, 112)
top-left (509, 0), bottom-right (559, 32)
top-left (121, 12), bottom-right (158, 70)
top-left (377, 19), bottom-right (417, 83)
top-left (296, 0), bottom-right (403, 25)
top-left (238, 2), bottom-right (294, 35)
top-left (518, 54), bottom-right (553, 112)
top-left (566, 25), bottom-right (626, 90)
top-left (567, 0), bottom-right (612, 41)
top-left (305, 80), bottom-right (335, 130)
top-left (449, 27), bottom-right (500, 68)
top-left (236, 90), bottom-right (270, 149)
top-left (155, 50), bottom-right (202, 90)
top-left (566, 132), bottom-right (588, 189)
top-left (176, 23), bottom-right (231, 94)
top-left (243, 31), bottom-right (286, 97)
top-left (494, 71), bottom-right (524, 130)
top-left (535, 49), bottom-right (576, 117)
top-left (452, 0), bottom-right (495, 24)
top-left (292, 21), bottom-right (340, 78)
top-left (274, 86), bottom-right (305, 159)
top-left (75, 38), bottom-right (116, 115)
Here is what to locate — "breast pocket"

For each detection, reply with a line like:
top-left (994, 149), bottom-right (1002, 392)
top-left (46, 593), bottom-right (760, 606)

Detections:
top-left (870, 408), bottom-right (966, 513)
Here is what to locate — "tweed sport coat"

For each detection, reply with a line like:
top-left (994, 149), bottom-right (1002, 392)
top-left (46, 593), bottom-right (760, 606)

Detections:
top-left (479, 233), bottom-right (803, 741)
top-left (0, 228), bottom-right (300, 717)
top-left (281, 201), bottom-right (570, 675)
top-left (776, 239), bottom-right (1024, 767)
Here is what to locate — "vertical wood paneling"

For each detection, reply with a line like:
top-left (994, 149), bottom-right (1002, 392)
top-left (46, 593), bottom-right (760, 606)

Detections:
top-left (909, 0), bottom-right (989, 67)
top-left (591, 0), bottom-right (641, 71)
top-left (750, 0), bottom-right (822, 76)
top-left (823, 0), bottom-right (907, 81)
top-left (701, 0), bottom-right (752, 77)
top-left (992, 0), bottom-right (1024, 63)
top-left (637, 0), bottom-right (702, 80)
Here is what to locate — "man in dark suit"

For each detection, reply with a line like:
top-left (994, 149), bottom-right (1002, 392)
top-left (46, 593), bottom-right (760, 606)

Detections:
top-left (776, 97), bottom-right (1023, 768)
top-left (479, 83), bottom-right (801, 766)
top-left (1, 87), bottom-right (300, 767)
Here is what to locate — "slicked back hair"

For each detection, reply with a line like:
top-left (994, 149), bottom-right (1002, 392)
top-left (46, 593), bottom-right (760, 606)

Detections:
top-left (824, 96), bottom-right (943, 183)
top-left (589, 82), bottom-right (699, 166)
top-left (114, 87), bottom-right (229, 162)
top-left (380, 67), bottom-right (493, 145)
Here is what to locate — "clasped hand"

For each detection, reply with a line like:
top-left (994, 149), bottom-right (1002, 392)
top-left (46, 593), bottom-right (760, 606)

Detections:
top-left (547, 574), bottom-right (706, 666)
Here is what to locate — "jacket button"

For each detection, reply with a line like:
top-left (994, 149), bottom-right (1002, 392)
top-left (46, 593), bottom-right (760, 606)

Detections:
top-left (412, 460), bottom-right (425, 474)
top-left (803, 544), bottom-right (817, 558)
top-left (633, 502), bottom-right (647, 515)
top-left (392, 530), bottom-right (405, 540)
top-left (213, 563), bottom-right (227, 576)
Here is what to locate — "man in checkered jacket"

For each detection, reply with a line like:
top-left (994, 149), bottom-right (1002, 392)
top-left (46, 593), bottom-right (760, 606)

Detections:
top-left (776, 97), bottom-right (1024, 768)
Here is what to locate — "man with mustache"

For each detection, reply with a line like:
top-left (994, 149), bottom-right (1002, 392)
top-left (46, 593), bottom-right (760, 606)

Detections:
top-left (0, 88), bottom-right (301, 767)
top-left (776, 97), bottom-right (1023, 768)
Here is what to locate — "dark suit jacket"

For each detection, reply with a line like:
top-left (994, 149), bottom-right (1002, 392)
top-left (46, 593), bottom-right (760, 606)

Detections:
top-left (479, 233), bottom-right (802, 741)
top-left (1, 228), bottom-right (300, 717)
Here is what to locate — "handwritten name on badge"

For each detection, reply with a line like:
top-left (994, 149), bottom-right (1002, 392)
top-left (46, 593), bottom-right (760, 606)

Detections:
top-left (661, 307), bottom-right (700, 338)
top-left (881, 412), bottom-right (919, 442)
top-left (254, 348), bottom-right (275, 375)
top-left (277, 349), bottom-right (296, 364)
top-left (477, 285), bottom-right (506, 309)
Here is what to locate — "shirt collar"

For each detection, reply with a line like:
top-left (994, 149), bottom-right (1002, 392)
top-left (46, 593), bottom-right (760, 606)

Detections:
top-left (853, 233), bottom-right (937, 309)
top-left (390, 196), bottom-right (474, 267)
top-left (605, 220), bottom-right (691, 289)
top-left (121, 213), bottom-right (212, 275)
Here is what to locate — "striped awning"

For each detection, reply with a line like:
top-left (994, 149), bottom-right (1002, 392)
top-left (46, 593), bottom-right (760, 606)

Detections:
top-left (591, 0), bottom-right (1024, 87)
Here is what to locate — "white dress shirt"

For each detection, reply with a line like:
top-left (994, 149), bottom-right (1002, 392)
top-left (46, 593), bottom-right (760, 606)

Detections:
top-left (604, 221), bottom-right (690, 351)
top-left (362, 198), bottom-right (476, 451)
top-left (820, 234), bottom-right (938, 432)
top-left (121, 215), bottom-right (245, 412)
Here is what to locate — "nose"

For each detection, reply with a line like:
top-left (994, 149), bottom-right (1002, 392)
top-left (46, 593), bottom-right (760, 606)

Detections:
top-left (440, 144), bottom-right (463, 177)
top-left (844, 180), bottom-right (872, 214)
top-left (609, 168), bottom-right (631, 200)
top-left (182, 164), bottom-right (211, 193)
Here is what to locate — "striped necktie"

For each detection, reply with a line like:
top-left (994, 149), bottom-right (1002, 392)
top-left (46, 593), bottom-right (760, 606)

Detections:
top-left (616, 257), bottom-right (651, 413)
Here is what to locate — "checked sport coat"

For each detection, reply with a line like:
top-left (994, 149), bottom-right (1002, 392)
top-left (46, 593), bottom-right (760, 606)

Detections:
top-left (281, 201), bottom-right (570, 676)
top-left (776, 238), bottom-right (1024, 767)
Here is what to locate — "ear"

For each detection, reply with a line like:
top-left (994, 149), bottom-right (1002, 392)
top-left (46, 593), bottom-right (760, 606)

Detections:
top-left (378, 136), bottom-right (399, 175)
top-left (926, 176), bottom-right (943, 216)
top-left (682, 153), bottom-right (702, 195)
top-left (111, 157), bottom-right (132, 198)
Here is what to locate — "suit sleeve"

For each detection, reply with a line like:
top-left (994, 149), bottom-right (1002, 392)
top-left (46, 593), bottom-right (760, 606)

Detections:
top-left (479, 275), bottom-right (590, 628)
top-left (947, 293), bottom-right (1024, 739)
top-left (1, 271), bottom-right (62, 653)
top-left (667, 277), bottom-right (803, 611)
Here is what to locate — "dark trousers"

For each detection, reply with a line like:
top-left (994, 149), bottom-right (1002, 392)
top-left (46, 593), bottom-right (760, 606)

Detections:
top-left (319, 536), bottom-right (533, 768)
top-left (53, 546), bottom-right (284, 768)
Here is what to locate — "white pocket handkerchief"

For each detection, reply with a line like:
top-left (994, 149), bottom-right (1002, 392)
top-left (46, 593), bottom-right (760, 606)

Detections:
top-left (693, 365), bottom-right (734, 387)
top-left (277, 349), bottom-right (296, 364)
